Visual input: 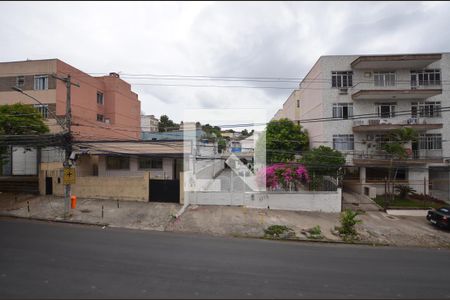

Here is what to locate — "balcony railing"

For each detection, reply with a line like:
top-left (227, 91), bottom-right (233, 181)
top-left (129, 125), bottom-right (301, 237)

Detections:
top-left (352, 150), bottom-right (443, 165)
top-left (352, 118), bottom-right (443, 132)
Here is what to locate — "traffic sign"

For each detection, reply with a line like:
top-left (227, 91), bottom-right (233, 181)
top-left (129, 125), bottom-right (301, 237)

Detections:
top-left (63, 167), bottom-right (76, 185)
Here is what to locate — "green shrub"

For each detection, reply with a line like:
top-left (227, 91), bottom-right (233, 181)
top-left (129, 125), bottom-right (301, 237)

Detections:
top-left (337, 210), bottom-right (362, 241)
top-left (264, 225), bottom-right (292, 238)
top-left (395, 184), bottom-right (416, 199)
top-left (309, 225), bottom-right (322, 236)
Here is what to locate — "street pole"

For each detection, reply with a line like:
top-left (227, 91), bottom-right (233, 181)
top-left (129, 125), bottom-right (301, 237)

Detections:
top-left (52, 74), bottom-right (79, 218)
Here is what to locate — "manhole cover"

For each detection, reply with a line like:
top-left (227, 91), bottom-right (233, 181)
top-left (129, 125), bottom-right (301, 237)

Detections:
top-left (80, 209), bottom-right (91, 213)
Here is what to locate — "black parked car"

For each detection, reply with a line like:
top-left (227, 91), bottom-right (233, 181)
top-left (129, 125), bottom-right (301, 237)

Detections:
top-left (426, 207), bottom-right (450, 229)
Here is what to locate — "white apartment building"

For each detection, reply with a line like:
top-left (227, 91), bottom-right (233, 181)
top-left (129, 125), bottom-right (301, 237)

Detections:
top-left (141, 115), bottom-right (159, 133)
top-left (273, 53), bottom-right (450, 202)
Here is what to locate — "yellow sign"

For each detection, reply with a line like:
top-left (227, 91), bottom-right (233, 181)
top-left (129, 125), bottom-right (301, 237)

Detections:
top-left (63, 167), bottom-right (76, 185)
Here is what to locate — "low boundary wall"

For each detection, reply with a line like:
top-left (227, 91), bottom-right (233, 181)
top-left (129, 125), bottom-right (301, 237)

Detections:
top-left (186, 188), bottom-right (342, 213)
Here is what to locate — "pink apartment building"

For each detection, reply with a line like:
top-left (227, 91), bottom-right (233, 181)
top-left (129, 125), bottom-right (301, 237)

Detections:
top-left (0, 59), bottom-right (141, 141)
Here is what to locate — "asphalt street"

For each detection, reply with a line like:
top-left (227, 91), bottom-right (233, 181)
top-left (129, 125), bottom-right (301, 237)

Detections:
top-left (0, 218), bottom-right (449, 299)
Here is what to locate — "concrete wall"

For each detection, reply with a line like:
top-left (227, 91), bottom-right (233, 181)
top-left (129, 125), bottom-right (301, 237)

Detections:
top-left (48, 172), bottom-right (150, 201)
top-left (186, 189), bottom-right (342, 213)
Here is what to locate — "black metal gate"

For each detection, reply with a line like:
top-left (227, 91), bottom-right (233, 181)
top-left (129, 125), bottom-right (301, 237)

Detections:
top-left (149, 179), bottom-right (180, 203)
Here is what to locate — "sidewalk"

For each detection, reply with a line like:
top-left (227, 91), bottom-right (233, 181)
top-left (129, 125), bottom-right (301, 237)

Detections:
top-left (0, 195), bottom-right (181, 231)
top-left (1, 195), bottom-right (450, 248)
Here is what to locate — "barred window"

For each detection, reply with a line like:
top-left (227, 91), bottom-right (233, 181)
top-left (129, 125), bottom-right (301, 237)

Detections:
top-left (333, 134), bottom-right (354, 151)
top-left (97, 114), bottom-right (104, 122)
top-left (374, 72), bottom-right (395, 86)
top-left (97, 92), bottom-right (104, 105)
top-left (16, 76), bottom-right (25, 88)
top-left (411, 102), bottom-right (441, 118)
top-left (331, 71), bottom-right (353, 88)
top-left (106, 156), bottom-right (129, 170)
top-left (34, 75), bottom-right (48, 90)
top-left (33, 104), bottom-right (48, 119)
top-left (332, 103), bottom-right (353, 119)
top-left (138, 158), bottom-right (163, 169)
top-left (419, 134), bottom-right (442, 150)
top-left (376, 103), bottom-right (396, 118)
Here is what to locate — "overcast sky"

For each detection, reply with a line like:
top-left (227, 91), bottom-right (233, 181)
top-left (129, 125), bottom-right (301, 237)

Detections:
top-left (1, 1), bottom-right (450, 126)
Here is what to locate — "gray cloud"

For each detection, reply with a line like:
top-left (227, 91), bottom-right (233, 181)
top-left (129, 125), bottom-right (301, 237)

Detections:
top-left (1, 1), bottom-right (450, 124)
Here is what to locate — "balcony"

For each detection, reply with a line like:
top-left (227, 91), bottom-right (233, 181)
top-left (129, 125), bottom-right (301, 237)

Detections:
top-left (352, 118), bottom-right (443, 133)
top-left (352, 88), bottom-right (442, 100)
top-left (351, 54), bottom-right (441, 70)
top-left (353, 150), bottom-right (443, 166)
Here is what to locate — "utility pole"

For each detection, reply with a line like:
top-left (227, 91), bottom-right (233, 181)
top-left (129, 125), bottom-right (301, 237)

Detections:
top-left (52, 74), bottom-right (79, 218)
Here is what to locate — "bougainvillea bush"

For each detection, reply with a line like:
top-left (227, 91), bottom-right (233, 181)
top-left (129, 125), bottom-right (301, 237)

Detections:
top-left (256, 163), bottom-right (309, 191)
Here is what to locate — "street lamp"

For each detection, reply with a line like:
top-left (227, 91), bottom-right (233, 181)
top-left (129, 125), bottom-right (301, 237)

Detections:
top-left (10, 86), bottom-right (67, 131)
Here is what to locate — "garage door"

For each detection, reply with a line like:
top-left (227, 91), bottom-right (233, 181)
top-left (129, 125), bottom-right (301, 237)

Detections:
top-left (12, 146), bottom-right (37, 175)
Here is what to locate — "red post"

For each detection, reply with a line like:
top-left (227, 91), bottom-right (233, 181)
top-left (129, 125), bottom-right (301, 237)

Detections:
top-left (71, 195), bottom-right (77, 209)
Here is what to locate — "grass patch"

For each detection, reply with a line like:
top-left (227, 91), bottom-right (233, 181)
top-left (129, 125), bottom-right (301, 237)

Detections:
top-left (374, 196), bottom-right (442, 209)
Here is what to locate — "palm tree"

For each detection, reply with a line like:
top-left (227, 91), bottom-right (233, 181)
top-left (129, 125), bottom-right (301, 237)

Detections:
top-left (383, 127), bottom-right (419, 203)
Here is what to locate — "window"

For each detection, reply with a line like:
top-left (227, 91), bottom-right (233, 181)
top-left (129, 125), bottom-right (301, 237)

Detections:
top-left (411, 102), bottom-right (441, 118)
top-left (297, 99), bottom-right (300, 108)
top-left (97, 92), bottom-right (104, 105)
top-left (106, 156), bottom-right (129, 170)
top-left (374, 134), bottom-right (390, 150)
top-left (331, 71), bottom-right (353, 88)
top-left (138, 158), bottom-right (163, 169)
top-left (332, 103), bottom-right (353, 119)
top-left (376, 103), bottom-right (396, 118)
top-left (97, 114), bottom-right (104, 122)
top-left (333, 134), bottom-right (354, 151)
top-left (34, 75), bottom-right (48, 90)
top-left (411, 69), bottom-right (441, 87)
top-left (374, 72), bottom-right (395, 86)
top-left (33, 104), bottom-right (48, 119)
top-left (419, 134), bottom-right (442, 150)
top-left (16, 76), bottom-right (25, 88)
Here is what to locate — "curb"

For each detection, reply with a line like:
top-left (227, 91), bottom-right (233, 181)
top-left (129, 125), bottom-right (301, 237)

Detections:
top-left (256, 236), bottom-right (391, 247)
top-left (0, 214), bottom-right (109, 227)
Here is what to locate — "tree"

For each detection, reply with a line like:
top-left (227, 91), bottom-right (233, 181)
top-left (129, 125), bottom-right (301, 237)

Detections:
top-left (158, 115), bottom-right (179, 132)
top-left (217, 138), bottom-right (227, 153)
top-left (0, 103), bottom-right (49, 172)
top-left (201, 123), bottom-right (222, 140)
top-left (300, 146), bottom-right (345, 176)
top-left (257, 118), bottom-right (309, 163)
top-left (300, 146), bottom-right (345, 190)
top-left (0, 103), bottom-right (49, 135)
top-left (383, 127), bottom-right (419, 203)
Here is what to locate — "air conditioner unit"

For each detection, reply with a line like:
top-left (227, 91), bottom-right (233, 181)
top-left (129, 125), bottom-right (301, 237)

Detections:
top-left (339, 88), bottom-right (348, 95)
top-left (379, 119), bottom-right (390, 124)
top-left (407, 118), bottom-right (418, 125)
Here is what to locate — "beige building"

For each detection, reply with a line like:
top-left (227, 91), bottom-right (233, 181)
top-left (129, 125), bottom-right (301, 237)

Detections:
top-left (141, 115), bottom-right (159, 133)
top-left (273, 53), bottom-right (450, 202)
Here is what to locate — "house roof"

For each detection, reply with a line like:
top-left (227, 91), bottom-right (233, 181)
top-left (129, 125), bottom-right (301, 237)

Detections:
top-left (73, 141), bottom-right (191, 157)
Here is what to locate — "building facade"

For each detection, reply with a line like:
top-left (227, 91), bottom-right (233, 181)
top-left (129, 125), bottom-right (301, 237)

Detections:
top-left (273, 53), bottom-right (450, 201)
top-left (0, 59), bottom-right (141, 177)
top-left (141, 114), bottom-right (159, 133)
top-left (0, 59), bottom-right (141, 141)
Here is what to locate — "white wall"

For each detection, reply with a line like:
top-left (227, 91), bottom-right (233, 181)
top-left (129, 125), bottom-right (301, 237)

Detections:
top-left (187, 189), bottom-right (342, 213)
